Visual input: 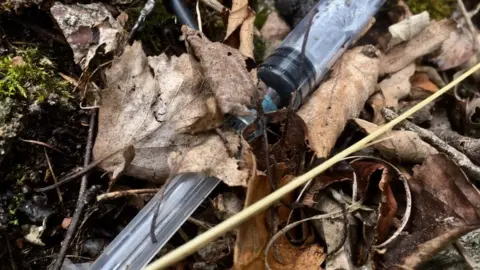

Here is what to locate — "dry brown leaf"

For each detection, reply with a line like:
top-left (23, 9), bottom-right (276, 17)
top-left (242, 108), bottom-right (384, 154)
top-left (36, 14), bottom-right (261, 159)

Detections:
top-left (225, 0), bottom-right (250, 40)
top-left (380, 19), bottom-right (456, 75)
top-left (355, 119), bottom-right (438, 163)
top-left (168, 132), bottom-right (253, 187)
top-left (50, 2), bottom-right (127, 69)
top-left (378, 63), bottom-right (415, 108)
top-left (234, 174), bottom-right (325, 270)
top-left (239, 10), bottom-right (255, 59)
top-left (93, 42), bottom-right (250, 186)
top-left (388, 11), bottom-right (430, 48)
top-left (431, 27), bottom-right (479, 71)
top-left (183, 26), bottom-right (259, 116)
top-left (379, 154), bottom-right (480, 269)
top-left (298, 45), bottom-right (380, 158)
top-left (410, 72), bottom-right (439, 93)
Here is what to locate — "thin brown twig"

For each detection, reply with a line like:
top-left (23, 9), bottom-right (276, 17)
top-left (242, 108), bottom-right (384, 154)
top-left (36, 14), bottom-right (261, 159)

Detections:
top-left (44, 149), bottom-right (65, 211)
top-left (382, 107), bottom-right (480, 181)
top-left (52, 108), bottom-right (97, 270)
top-left (20, 139), bottom-right (65, 155)
top-left (457, 0), bottom-right (480, 58)
top-left (96, 188), bottom-right (161, 201)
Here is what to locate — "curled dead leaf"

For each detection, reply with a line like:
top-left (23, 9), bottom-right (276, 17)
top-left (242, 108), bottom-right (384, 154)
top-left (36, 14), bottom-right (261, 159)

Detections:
top-left (379, 154), bottom-right (480, 269)
top-left (183, 26), bottom-right (260, 116)
top-left (225, 0), bottom-right (250, 40)
top-left (431, 27), bottom-right (479, 71)
top-left (298, 45), bottom-right (380, 158)
top-left (93, 42), bottom-right (248, 186)
top-left (168, 132), bottom-right (254, 187)
top-left (50, 2), bottom-right (127, 69)
top-left (354, 119), bottom-right (438, 164)
top-left (380, 19), bottom-right (456, 75)
top-left (388, 11), bottom-right (430, 48)
top-left (379, 63), bottom-right (415, 108)
top-left (410, 72), bottom-right (439, 93)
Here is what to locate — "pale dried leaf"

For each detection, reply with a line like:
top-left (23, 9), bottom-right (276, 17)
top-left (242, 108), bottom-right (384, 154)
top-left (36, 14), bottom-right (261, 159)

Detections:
top-left (298, 46), bottom-right (380, 158)
top-left (239, 10), bottom-right (255, 59)
top-left (431, 27), bottom-right (479, 71)
top-left (260, 11), bottom-right (291, 42)
top-left (366, 92), bottom-right (387, 125)
top-left (225, 0), bottom-right (249, 40)
top-left (93, 42), bottom-right (228, 183)
top-left (380, 19), bottom-right (456, 75)
top-left (410, 72), bottom-right (439, 93)
top-left (50, 2), bottom-right (126, 69)
top-left (183, 26), bottom-right (259, 116)
top-left (168, 132), bottom-right (252, 187)
top-left (389, 11), bottom-right (430, 48)
top-left (355, 119), bottom-right (438, 163)
top-left (379, 63), bottom-right (415, 108)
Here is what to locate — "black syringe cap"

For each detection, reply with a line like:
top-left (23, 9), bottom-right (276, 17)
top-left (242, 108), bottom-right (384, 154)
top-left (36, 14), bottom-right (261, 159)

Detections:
top-left (258, 47), bottom-right (316, 107)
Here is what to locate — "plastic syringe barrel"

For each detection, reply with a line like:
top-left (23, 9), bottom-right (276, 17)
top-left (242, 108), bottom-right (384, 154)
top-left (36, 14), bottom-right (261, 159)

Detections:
top-left (90, 173), bottom-right (219, 270)
top-left (258, 0), bottom-right (385, 108)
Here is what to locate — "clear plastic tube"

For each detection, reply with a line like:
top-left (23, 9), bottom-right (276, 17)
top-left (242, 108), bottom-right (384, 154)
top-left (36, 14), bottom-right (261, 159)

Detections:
top-left (90, 173), bottom-right (219, 270)
top-left (258, 0), bottom-right (385, 108)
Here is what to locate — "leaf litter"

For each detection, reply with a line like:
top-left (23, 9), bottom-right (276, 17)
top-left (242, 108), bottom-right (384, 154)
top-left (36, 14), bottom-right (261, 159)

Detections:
top-left (5, 0), bottom-right (480, 269)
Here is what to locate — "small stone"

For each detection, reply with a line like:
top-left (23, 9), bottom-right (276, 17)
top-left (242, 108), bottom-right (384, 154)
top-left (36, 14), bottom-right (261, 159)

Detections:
top-left (21, 185), bottom-right (33, 194)
top-left (32, 194), bottom-right (47, 206)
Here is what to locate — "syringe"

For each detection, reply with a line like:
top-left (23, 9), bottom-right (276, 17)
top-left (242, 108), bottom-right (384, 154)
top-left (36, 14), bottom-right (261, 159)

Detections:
top-left (91, 1), bottom-right (385, 269)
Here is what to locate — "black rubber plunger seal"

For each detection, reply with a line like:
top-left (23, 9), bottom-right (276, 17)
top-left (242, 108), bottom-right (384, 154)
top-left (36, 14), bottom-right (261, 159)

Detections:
top-left (258, 47), bottom-right (316, 106)
top-left (170, 0), bottom-right (198, 30)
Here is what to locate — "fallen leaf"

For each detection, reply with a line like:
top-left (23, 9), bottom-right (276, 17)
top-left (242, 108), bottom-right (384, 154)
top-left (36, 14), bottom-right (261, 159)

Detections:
top-left (388, 11), bottom-right (430, 48)
top-left (239, 10), bottom-right (256, 59)
top-left (365, 92), bottom-right (387, 125)
top-left (410, 72), bottom-right (439, 93)
top-left (93, 42), bottom-right (242, 184)
top-left (183, 26), bottom-right (260, 116)
top-left (247, 109), bottom-right (308, 174)
top-left (298, 45), bottom-right (380, 158)
top-left (464, 97), bottom-right (480, 138)
top-left (168, 132), bottom-right (254, 187)
top-left (354, 119), bottom-right (438, 164)
top-left (260, 11), bottom-right (291, 42)
top-left (379, 154), bottom-right (480, 269)
top-left (50, 2), bottom-right (127, 69)
top-left (234, 174), bottom-right (326, 269)
top-left (380, 19), bottom-right (456, 75)
top-left (378, 63), bottom-right (415, 108)
top-left (431, 27), bottom-right (479, 71)
top-left (225, 0), bottom-right (250, 40)
top-left (212, 192), bottom-right (243, 220)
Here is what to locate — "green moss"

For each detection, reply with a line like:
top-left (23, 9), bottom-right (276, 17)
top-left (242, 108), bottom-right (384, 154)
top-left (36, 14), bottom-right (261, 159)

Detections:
top-left (405, 0), bottom-right (456, 20)
top-left (254, 35), bottom-right (267, 62)
top-left (254, 8), bottom-right (269, 29)
top-left (0, 48), bottom-right (71, 103)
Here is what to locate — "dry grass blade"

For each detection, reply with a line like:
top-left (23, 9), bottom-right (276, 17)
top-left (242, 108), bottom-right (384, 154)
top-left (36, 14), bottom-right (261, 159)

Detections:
top-left (144, 59), bottom-right (480, 270)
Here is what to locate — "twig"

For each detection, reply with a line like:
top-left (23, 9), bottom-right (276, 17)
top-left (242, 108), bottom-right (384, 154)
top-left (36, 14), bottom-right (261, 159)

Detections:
top-left (44, 149), bottom-right (65, 211)
top-left (20, 139), bottom-right (65, 155)
top-left (96, 188), bottom-right (161, 201)
top-left (6, 238), bottom-right (16, 270)
top-left (187, 217), bottom-right (212, 229)
top-left (52, 108), bottom-right (97, 270)
top-left (196, 0), bottom-right (203, 33)
top-left (431, 128), bottom-right (480, 165)
top-left (382, 107), bottom-right (480, 181)
top-left (199, 0), bottom-right (229, 13)
top-left (144, 62), bottom-right (480, 270)
top-left (453, 240), bottom-right (477, 270)
top-left (416, 66), bottom-right (446, 88)
top-left (457, 0), bottom-right (480, 58)
top-left (129, 0), bottom-right (156, 39)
